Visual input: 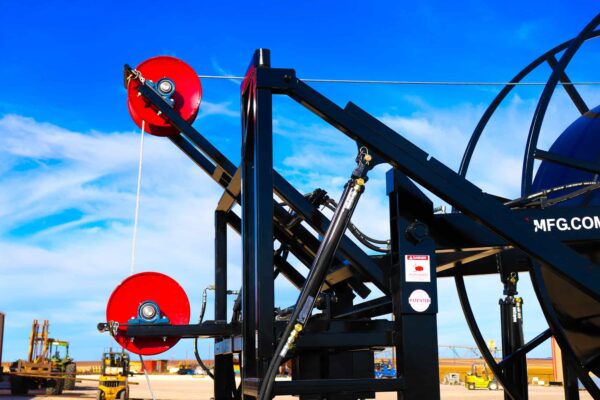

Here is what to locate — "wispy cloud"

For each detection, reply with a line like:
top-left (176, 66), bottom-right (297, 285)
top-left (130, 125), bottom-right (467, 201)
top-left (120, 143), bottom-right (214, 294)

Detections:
top-left (0, 115), bottom-right (236, 360)
top-left (2, 82), bottom-right (597, 361)
top-left (210, 57), bottom-right (242, 85)
top-left (514, 20), bottom-right (543, 42)
top-left (198, 101), bottom-right (239, 119)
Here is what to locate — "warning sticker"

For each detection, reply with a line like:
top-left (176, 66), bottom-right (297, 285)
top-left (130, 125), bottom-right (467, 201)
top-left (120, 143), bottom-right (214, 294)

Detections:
top-left (405, 255), bottom-right (430, 282)
top-left (408, 289), bottom-right (431, 312)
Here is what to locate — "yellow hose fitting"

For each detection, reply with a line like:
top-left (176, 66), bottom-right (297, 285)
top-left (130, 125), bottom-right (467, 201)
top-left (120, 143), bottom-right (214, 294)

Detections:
top-left (356, 178), bottom-right (365, 186)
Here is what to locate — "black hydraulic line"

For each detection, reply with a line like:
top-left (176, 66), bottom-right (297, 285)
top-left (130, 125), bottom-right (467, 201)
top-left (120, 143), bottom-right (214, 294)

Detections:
top-left (542, 184), bottom-right (600, 207)
top-left (284, 188), bottom-right (330, 229)
top-left (194, 286), bottom-right (215, 379)
top-left (324, 200), bottom-right (390, 252)
top-left (504, 181), bottom-right (599, 208)
top-left (349, 229), bottom-right (389, 252)
top-left (259, 149), bottom-right (371, 400)
top-left (325, 199), bottom-right (389, 244)
top-left (231, 287), bottom-right (242, 324)
top-left (193, 339), bottom-right (214, 379)
top-left (195, 285), bottom-right (241, 380)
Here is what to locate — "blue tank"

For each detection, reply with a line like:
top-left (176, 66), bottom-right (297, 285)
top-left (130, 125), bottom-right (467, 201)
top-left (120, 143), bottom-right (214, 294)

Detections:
top-left (532, 105), bottom-right (600, 206)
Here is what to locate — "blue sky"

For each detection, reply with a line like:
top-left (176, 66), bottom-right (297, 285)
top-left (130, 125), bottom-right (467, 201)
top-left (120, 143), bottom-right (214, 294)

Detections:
top-left (1, 1), bottom-right (599, 363)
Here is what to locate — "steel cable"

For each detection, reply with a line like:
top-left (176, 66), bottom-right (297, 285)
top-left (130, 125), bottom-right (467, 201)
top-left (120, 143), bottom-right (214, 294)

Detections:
top-left (199, 75), bottom-right (600, 86)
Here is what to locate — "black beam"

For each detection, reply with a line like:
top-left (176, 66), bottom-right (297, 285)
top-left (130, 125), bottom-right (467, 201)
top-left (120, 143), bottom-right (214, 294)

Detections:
top-left (240, 50), bottom-right (275, 391)
top-left (534, 149), bottom-right (600, 176)
top-left (215, 336), bottom-right (244, 355)
top-left (125, 321), bottom-right (235, 338)
top-left (546, 55), bottom-right (589, 115)
top-left (273, 174), bottom-right (389, 292)
top-left (273, 254), bottom-right (305, 289)
top-left (160, 88), bottom-right (378, 297)
top-left (216, 168), bottom-right (241, 213)
top-left (332, 296), bottom-right (392, 319)
top-left (432, 206), bottom-right (600, 251)
top-left (296, 330), bottom-right (393, 349)
top-left (166, 105), bottom-right (372, 297)
top-left (387, 168), bottom-right (440, 400)
top-left (499, 329), bottom-right (552, 368)
top-left (283, 75), bottom-right (599, 296)
top-left (243, 378), bottom-right (404, 396)
top-left (563, 355), bottom-right (581, 400)
top-left (215, 210), bottom-right (228, 321)
top-left (274, 378), bottom-right (404, 395)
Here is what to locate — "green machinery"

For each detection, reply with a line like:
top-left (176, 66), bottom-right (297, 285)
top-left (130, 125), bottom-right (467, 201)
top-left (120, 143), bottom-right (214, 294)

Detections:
top-left (9, 319), bottom-right (77, 395)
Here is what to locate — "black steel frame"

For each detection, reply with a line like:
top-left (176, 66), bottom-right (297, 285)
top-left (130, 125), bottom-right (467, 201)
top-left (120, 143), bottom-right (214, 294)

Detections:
top-left (457, 15), bottom-right (600, 400)
top-left (121, 21), bottom-right (600, 398)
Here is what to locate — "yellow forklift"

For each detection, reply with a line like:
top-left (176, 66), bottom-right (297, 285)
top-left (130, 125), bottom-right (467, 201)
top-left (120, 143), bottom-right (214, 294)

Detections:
top-left (97, 349), bottom-right (130, 400)
top-left (465, 362), bottom-right (499, 390)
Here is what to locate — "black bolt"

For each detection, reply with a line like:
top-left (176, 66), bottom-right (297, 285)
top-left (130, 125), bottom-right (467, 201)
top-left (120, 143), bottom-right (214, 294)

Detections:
top-left (406, 221), bottom-right (429, 243)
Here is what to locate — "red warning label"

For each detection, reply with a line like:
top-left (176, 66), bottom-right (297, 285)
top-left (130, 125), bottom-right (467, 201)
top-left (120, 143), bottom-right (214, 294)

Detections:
top-left (405, 255), bottom-right (430, 282)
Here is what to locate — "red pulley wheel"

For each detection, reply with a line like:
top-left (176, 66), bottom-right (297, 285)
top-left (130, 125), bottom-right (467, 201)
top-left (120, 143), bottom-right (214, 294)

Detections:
top-left (127, 56), bottom-right (202, 137)
top-left (106, 272), bottom-right (190, 355)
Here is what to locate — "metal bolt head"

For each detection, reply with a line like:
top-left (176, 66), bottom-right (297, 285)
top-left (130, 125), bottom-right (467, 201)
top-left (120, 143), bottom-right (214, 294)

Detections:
top-left (158, 80), bottom-right (173, 94)
top-left (406, 221), bottom-right (429, 243)
top-left (141, 304), bottom-right (157, 320)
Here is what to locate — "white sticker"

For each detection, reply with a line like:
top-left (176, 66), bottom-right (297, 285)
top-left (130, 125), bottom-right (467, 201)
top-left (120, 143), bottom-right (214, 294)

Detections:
top-left (408, 289), bottom-right (431, 312)
top-left (405, 255), bottom-right (430, 282)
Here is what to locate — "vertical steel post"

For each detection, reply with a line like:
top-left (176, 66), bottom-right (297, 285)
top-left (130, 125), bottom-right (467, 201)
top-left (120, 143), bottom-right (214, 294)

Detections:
top-left (387, 169), bottom-right (440, 400)
top-left (563, 356), bottom-right (580, 400)
top-left (215, 210), bottom-right (228, 322)
top-left (214, 211), bottom-right (236, 400)
top-left (241, 49), bottom-right (274, 399)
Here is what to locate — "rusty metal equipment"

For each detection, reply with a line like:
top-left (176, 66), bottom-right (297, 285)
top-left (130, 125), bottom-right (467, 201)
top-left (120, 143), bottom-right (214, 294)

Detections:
top-left (9, 319), bottom-right (76, 395)
top-left (99, 13), bottom-right (600, 400)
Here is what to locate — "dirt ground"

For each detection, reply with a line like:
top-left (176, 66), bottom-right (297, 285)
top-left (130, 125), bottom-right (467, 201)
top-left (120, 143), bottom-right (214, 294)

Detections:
top-left (0, 375), bottom-right (594, 399)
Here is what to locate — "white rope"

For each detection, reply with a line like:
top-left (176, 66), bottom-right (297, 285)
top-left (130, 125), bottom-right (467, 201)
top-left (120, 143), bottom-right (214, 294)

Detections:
top-left (129, 122), bottom-right (156, 400)
top-left (139, 354), bottom-right (156, 400)
top-left (130, 120), bottom-right (145, 276)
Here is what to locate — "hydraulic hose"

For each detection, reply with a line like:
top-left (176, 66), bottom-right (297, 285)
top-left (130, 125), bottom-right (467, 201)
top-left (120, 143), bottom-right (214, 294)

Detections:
top-left (195, 285), bottom-right (241, 379)
top-left (324, 199), bottom-right (390, 252)
top-left (504, 181), bottom-right (600, 208)
top-left (194, 286), bottom-right (215, 379)
top-left (259, 149), bottom-right (371, 399)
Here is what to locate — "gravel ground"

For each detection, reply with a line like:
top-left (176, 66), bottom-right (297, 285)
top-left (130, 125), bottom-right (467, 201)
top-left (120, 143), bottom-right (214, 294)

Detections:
top-left (0, 374), bottom-right (594, 399)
